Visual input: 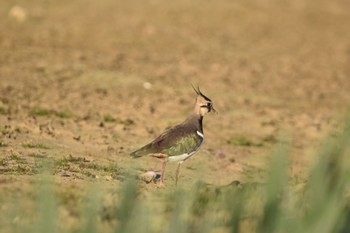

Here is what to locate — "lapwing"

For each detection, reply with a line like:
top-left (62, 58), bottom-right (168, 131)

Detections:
top-left (130, 86), bottom-right (215, 185)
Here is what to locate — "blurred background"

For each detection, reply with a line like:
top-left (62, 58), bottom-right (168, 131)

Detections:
top-left (1, 0), bottom-right (350, 232)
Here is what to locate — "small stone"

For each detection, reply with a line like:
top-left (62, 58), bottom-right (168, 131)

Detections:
top-left (143, 82), bottom-right (152, 90)
top-left (9, 6), bottom-right (27, 22)
top-left (139, 171), bottom-right (160, 183)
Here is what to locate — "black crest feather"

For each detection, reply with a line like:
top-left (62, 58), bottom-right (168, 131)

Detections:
top-left (191, 85), bottom-right (211, 102)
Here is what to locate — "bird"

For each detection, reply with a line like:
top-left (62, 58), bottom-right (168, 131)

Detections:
top-left (130, 86), bottom-right (216, 185)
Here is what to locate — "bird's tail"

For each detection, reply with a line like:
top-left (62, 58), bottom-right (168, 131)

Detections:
top-left (129, 150), bottom-right (143, 158)
top-left (130, 145), bottom-right (151, 158)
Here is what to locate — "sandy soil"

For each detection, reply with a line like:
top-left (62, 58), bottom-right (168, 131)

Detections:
top-left (1, 0), bottom-right (350, 198)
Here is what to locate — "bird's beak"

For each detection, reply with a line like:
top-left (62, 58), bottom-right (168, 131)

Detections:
top-left (211, 106), bottom-right (217, 114)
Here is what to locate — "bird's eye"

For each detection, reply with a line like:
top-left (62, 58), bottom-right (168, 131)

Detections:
top-left (207, 102), bottom-right (212, 107)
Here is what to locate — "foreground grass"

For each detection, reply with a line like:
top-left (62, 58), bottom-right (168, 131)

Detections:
top-left (1, 120), bottom-right (350, 233)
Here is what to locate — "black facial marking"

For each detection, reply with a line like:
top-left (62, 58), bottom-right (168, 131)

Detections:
top-left (200, 103), bottom-right (212, 112)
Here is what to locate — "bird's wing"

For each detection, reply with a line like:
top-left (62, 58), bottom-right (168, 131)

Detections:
top-left (161, 131), bottom-right (203, 157)
top-left (130, 125), bottom-right (202, 158)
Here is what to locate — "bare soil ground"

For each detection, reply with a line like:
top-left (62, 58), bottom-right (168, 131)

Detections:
top-left (1, 0), bottom-right (350, 229)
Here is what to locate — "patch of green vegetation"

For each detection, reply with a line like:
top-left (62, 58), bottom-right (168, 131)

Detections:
top-left (0, 158), bottom-right (5, 166)
top-left (53, 155), bottom-right (121, 179)
top-left (22, 143), bottom-right (50, 149)
top-left (0, 107), bottom-right (8, 115)
top-left (30, 108), bottom-right (52, 117)
top-left (55, 155), bottom-right (85, 168)
top-left (8, 154), bottom-right (28, 164)
top-left (30, 108), bottom-right (74, 119)
top-left (227, 135), bottom-right (264, 147)
top-left (28, 153), bottom-right (47, 159)
top-left (103, 115), bottom-right (135, 128)
top-left (80, 160), bottom-right (120, 174)
top-left (104, 114), bottom-right (116, 122)
top-left (65, 155), bottom-right (85, 163)
top-left (0, 154), bottom-right (33, 175)
top-left (55, 111), bottom-right (73, 119)
top-left (2, 165), bottom-right (33, 175)
top-left (106, 165), bottom-right (122, 180)
top-left (121, 118), bottom-right (134, 126)
top-left (0, 141), bottom-right (8, 147)
top-left (102, 163), bottom-right (120, 173)
top-left (81, 170), bottom-right (96, 178)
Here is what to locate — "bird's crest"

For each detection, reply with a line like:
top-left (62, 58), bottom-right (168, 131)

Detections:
top-left (191, 84), bottom-right (212, 102)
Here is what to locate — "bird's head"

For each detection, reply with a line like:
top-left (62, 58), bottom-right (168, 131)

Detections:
top-left (192, 85), bottom-right (216, 116)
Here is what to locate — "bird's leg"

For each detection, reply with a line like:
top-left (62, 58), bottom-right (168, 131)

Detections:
top-left (160, 160), bottom-right (167, 185)
top-left (152, 159), bottom-right (160, 171)
top-left (150, 153), bottom-right (168, 184)
top-left (175, 163), bottom-right (182, 186)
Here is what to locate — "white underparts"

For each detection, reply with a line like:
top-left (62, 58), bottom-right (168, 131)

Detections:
top-left (167, 130), bottom-right (204, 163)
top-left (196, 130), bottom-right (204, 139)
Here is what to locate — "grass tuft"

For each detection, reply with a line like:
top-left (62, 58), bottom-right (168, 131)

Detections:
top-left (22, 143), bottom-right (50, 149)
top-left (0, 141), bottom-right (8, 147)
top-left (28, 153), bottom-right (47, 159)
top-left (8, 154), bottom-right (28, 164)
top-left (54, 155), bottom-right (122, 179)
top-left (227, 135), bottom-right (264, 147)
top-left (0, 107), bottom-right (8, 115)
top-left (55, 111), bottom-right (73, 119)
top-left (0, 154), bottom-right (33, 174)
top-left (30, 108), bottom-right (52, 117)
top-left (30, 108), bottom-right (74, 119)
top-left (104, 114), bottom-right (116, 122)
